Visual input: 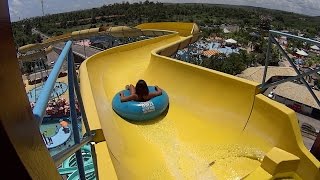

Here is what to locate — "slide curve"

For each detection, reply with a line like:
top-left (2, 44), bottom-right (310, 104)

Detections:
top-left (80, 22), bottom-right (320, 179)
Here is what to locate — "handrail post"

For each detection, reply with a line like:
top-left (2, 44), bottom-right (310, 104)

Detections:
top-left (67, 47), bottom-right (86, 180)
top-left (90, 143), bottom-right (99, 180)
top-left (73, 63), bottom-right (91, 136)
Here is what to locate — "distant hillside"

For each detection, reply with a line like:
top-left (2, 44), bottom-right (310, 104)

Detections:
top-left (170, 3), bottom-right (314, 17)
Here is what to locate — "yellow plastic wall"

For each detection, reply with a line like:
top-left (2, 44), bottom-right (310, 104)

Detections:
top-left (79, 22), bottom-right (319, 179)
top-left (136, 22), bottom-right (196, 37)
top-left (242, 95), bottom-right (320, 179)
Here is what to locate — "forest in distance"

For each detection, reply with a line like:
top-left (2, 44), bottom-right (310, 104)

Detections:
top-left (13, 1), bottom-right (320, 76)
top-left (12, 1), bottom-right (320, 47)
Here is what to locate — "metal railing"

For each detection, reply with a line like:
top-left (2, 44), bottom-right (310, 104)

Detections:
top-left (32, 40), bottom-right (97, 180)
top-left (260, 30), bottom-right (320, 108)
top-left (33, 41), bottom-right (73, 124)
top-left (260, 30), bottom-right (320, 155)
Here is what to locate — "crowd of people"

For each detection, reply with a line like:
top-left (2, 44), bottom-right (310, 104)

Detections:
top-left (30, 98), bottom-right (80, 117)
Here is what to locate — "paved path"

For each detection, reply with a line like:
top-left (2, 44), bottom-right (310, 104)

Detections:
top-left (32, 28), bottom-right (49, 40)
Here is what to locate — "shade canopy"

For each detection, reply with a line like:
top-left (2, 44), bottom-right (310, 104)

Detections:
top-left (296, 50), bottom-right (308, 56)
top-left (225, 38), bottom-right (237, 44)
top-left (202, 50), bottom-right (220, 57)
top-left (223, 28), bottom-right (230, 33)
top-left (310, 45), bottom-right (320, 50)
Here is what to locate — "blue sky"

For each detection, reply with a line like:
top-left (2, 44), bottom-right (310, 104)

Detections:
top-left (8, 0), bottom-right (320, 21)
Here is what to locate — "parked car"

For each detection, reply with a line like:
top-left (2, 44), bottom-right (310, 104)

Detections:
top-left (268, 91), bottom-right (274, 98)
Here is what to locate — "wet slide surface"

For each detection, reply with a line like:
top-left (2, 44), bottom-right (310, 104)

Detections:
top-left (80, 23), bottom-right (320, 179)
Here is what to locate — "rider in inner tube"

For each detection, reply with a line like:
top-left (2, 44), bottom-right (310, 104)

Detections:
top-left (120, 79), bottom-right (162, 102)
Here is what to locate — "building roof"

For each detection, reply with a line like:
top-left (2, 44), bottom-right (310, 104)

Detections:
top-left (202, 50), bottom-right (220, 58)
top-left (238, 66), bottom-right (320, 109)
top-left (273, 82), bottom-right (320, 109)
top-left (223, 28), bottom-right (230, 33)
top-left (311, 45), bottom-right (320, 50)
top-left (237, 66), bottom-right (297, 83)
top-left (296, 49), bottom-right (308, 56)
top-left (225, 38), bottom-right (237, 44)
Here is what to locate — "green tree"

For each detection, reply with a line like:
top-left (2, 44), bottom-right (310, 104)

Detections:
top-left (91, 17), bottom-right (97, 24)
top-left (23, 21), bottom-right (32, 35)
top-left (202, 51), bottom-right (249, 75)
top-left (11, 1), bottom-right (320, 49)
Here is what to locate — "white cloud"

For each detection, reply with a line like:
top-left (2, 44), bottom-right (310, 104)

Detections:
top-left (9, 0), bottom-right (41, 21)
top-left (9, 0), bottom-right (23, 20)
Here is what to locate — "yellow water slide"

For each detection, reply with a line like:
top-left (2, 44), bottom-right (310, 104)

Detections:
top-left (17, 26), bottom-right (170, 61)
top-left (79, 22), bottom-right (319, 179)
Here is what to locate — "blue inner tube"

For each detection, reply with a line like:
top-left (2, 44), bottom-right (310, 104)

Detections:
top-left (112, 86), bottom-right (169, 121)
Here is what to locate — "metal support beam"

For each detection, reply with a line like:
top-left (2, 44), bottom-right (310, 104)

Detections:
top-left (259, 67), bottom-right (320, 91)
top-left (82, 41), bottom-right (87, 58)
top-left (262, 33), bottom-right (272, 85)
top-left (269, 30), bottom-right (320, 46)
top-left (67, 49), bottom-right (86, 180)
top-left (270, 35), bottom-right (320, 107)
top-left (73, 62), bottom-right (91, 135)
top-left (311, 133), bottom-right (320, 160)
top-left (261, 30), bottom-right (320, 159)
top-left (90, 143), bottom-right (99, 180)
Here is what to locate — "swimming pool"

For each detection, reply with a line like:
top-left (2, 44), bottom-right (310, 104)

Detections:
top-left (27, 82), bottom-right (68, 103)
top-left (175, 41), bottom-right (239, 64)
top-left (198, 42), bottom-right (239, 55)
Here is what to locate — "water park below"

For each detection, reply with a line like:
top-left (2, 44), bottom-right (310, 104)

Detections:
top-left (27, 82), bottom-right (68, 103)
top-left (175, 39), bottom-right (240, 64)
top-left (40, 117), bottom-right (83, 156)
top-left (43, 126), bottom-right (72, 149)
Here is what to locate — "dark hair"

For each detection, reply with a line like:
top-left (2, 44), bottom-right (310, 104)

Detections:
top-left (135, 80), bottom-right (149, 97)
